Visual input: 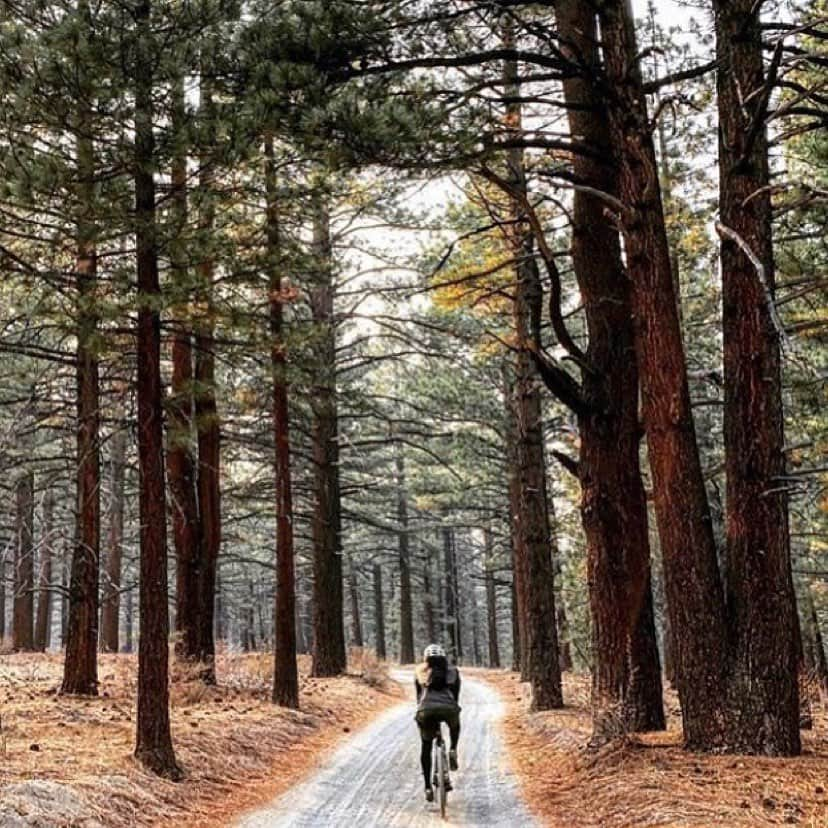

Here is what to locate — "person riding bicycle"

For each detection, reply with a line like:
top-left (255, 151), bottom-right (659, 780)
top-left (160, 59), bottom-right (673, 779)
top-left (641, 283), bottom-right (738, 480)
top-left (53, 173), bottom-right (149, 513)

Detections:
top-left (414, 643), bottom-right (461, 802)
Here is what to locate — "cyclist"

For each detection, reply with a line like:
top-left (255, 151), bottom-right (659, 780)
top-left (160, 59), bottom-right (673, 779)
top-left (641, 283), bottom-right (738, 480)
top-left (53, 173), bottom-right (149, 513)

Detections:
top-left (414, 643), bottom-right (461, 802)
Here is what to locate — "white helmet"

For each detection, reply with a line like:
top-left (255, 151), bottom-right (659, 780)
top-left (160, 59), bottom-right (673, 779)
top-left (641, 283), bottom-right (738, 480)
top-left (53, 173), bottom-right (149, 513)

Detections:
top-left (423, 643), bottom-right (446, 660)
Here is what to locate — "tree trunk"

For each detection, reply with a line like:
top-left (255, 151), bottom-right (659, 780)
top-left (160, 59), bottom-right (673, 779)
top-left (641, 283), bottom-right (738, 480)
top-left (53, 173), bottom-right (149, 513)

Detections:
top-left (552, 0), bottom-right (664, 739)
top-left (714, 0), bottom-right (800, 755)
top-left (598, 0), bottom-right (728, 749)
top-left (485, 561), bottom-right (500, 668)
top-left (34, 493), bottom-right (54, 651)
top-left (503, 365), bottom-right (525, 677)
top-left (13, 472), bottom-right (35, 651)
top-left (265, 135), bottom-right (299, 709)
top-left (348, 560), bottom-right (363, 648)
top-left (442, 526), bottom-right (463, 661)
top-left (310, 196), bottom-right (347, 677)
top-left (167, 75), bottom-right (202, 664)
top-left (100, 417), bottom-right (126, 654)
top-left (133, 0), bottom-right (180, 778)
top-left (124, 580), bottom-right (134, 653)
top-left (373, 563), bottom-right (386, 660)
top-left (423, 545), bottom-right (436, 643)
top-left (503, 36), bottom-right (562, 709)
top-left (395, 445), bottom-right (415, 664)
top-left (195, 63), bottom-right (221, 682)
top-left (63, 91), bottom-right (101, 695)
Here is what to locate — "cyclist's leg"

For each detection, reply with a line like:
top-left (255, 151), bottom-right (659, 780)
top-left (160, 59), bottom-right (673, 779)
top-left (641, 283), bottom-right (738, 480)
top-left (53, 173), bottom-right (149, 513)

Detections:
top-left (447, 709), bottom-right (460, 749)
top-left (417, 712), bottom-right (438, 791)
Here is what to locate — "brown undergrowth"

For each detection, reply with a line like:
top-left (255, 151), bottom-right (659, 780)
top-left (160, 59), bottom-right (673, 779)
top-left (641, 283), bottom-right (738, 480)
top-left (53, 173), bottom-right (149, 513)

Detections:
top-left (482, 670), bottom-right (828, 828)
top-left (0, 647), bottom-right (401, 827)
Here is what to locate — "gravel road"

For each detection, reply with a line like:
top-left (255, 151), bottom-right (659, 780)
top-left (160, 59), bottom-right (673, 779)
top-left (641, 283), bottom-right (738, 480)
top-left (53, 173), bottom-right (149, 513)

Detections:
top-left (237, 671), bottom-right (537, 827)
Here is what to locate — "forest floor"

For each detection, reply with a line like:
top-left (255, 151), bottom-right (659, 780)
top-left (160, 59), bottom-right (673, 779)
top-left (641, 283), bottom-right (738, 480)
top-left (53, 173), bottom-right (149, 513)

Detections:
top-left (481, 669), bottom-right (828, 828)
top-left (0, 648), bottom-right (401, 827)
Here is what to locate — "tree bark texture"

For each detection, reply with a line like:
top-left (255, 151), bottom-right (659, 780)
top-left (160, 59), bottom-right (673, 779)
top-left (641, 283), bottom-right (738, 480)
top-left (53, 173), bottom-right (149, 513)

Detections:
top-left (309, 197), bottom-right (347, 677)
top-left (265, 135), bottom-right (299, 709)
top-left (598, 0), bottom-right (728, 749)
top-left (373, 563), bottom-right (387, 660)
top-left (100, 417), bottom-right (126, 653)
top-left (34, 493), bottom-right (54, 651)
top-left (553, 0), bottom-right (664, 739)
top-left (714, 0), bottom-right (801, 755)
top-left (133, 0), bottom-right (180, 777)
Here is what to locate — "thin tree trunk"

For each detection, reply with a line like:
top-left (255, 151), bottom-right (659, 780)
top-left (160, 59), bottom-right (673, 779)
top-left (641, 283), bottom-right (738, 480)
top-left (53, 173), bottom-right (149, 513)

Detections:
top-left (124, 582), bottom-right (134, 653)
top-left (485, 552), bottom-right (500, 668)
top-left (503, 32), bottom-right (562, 710)
top-left (310, 196), bottom-right (347, 677)
top-left (195, 61), bottom-right (221, 682)
top-left (714, 0), bottom-right (800, 755)
top-left (442, 526), bottom-right (462, 661)
top-left (395, 445), bottom-right (415, 664)
top-left (373, 564), bottom-right (386, 660)
top-left (805, 589), bottom-right (828, 694)
top-left (265, 135), bottom-right (299, 709)
top-left (423, 544), bottom-right (436, 643)
top-left (0, 549), bottom-right (6, 641)
top-left (63, 52), bottom-right (101, 692)
top-left (13, 472), bottom-right (35, 651)
top-left (34, 493), bottom-right (54, 651)
top-left (348, 560), bottom-right (363, 648)
top-left (100, 416), bottom-right (126, 653)
top-left (133, 0), bottom-right (180, 777)
top-left (598, 0), bottom-right (728, 749)
top-left (552, 0), bottom-right (664, 739)
top-left (167, 75), bottom-right (202, 663)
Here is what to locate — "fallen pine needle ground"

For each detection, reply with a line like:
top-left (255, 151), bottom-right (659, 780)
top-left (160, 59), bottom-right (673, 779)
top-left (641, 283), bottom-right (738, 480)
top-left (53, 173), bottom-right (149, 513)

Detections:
top-left (0, 648), bottom-right (401, 827)
top-left (479, 670), bottom-right (828, 828)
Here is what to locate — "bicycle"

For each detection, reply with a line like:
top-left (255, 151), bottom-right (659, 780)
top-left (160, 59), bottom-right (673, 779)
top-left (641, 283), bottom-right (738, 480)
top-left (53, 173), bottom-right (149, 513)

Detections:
top-left (432, 721), bottom-right (452, 819)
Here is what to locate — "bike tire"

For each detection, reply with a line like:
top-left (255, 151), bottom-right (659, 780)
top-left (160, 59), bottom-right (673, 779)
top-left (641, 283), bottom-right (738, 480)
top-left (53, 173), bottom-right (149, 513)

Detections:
top-left (437, 742), bottom-right (447, 819)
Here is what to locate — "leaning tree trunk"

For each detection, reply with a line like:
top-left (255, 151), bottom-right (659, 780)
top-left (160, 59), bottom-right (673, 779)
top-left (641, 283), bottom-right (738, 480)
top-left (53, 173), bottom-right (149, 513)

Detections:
top-left (13, 471), bottom-right (35, 652)
top-left (63, 102), bottom-right (101, 695)
top-left (265, 135), bottom-right (299, 709)
top-left (100, 413), bottom-right (126, 653)
top-left (503, 39), bottom-right (562, 710)
top-left (309, 196), bottom-right (347, 677)
top-left (714, 0), bottom-right (800, 755)
top-left (598, 0), bottom-right (728, 749)
top-left (34, 493), bottom-right (54, 652)
top-left (167, 74), bottom-right (202, 664)
top-left (195, 62), bottom-right (221, 682)
top-left (553, 0), bottom-right (664, 740)
top-left (373, 563), bottom-right (387, 660)
top-left (395, 445), bottom-right (416, 665)
top-left (133, 0), bottom-right (180, 778)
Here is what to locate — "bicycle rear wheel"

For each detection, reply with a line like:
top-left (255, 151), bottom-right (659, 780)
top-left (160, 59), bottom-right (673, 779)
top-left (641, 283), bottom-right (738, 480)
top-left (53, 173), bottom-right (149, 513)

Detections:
top-left (436, 727), bottom-right (448, 819)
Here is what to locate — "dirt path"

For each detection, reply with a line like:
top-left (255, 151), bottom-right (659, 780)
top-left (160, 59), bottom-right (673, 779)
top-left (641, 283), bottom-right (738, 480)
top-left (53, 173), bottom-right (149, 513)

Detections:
top-left (237, 671), bottom-right (537, 827)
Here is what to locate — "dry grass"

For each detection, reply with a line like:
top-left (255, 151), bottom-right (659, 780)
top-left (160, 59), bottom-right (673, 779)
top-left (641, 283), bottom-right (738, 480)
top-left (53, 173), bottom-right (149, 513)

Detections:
top-left (0, 649), bottom-right (402, 827)
top-left (482, 670), bottom-right (828, 827)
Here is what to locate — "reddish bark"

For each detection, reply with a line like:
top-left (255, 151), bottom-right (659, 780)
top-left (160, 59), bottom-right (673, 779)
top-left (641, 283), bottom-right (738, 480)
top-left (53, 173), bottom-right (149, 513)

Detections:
top-left (133, 0), bottom-right (181, 778)
top-left (545, 0), bottom-right (665, 739)
top-left (714, 0), bottom-right (800, 754)
top-left (598, 0), bottom-right (728, 748)
top-left (265, 135), bottom-right (299, 709)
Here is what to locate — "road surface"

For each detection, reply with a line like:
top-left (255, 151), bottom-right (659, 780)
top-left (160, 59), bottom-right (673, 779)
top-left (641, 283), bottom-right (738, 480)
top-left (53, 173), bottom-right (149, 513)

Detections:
top-left (237, 671), bottom-right (537, 827)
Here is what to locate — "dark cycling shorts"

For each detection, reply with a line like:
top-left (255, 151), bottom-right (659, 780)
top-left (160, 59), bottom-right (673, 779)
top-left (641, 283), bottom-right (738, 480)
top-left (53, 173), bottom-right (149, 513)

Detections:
top-left (416, 705), bottom-right (460, 742)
